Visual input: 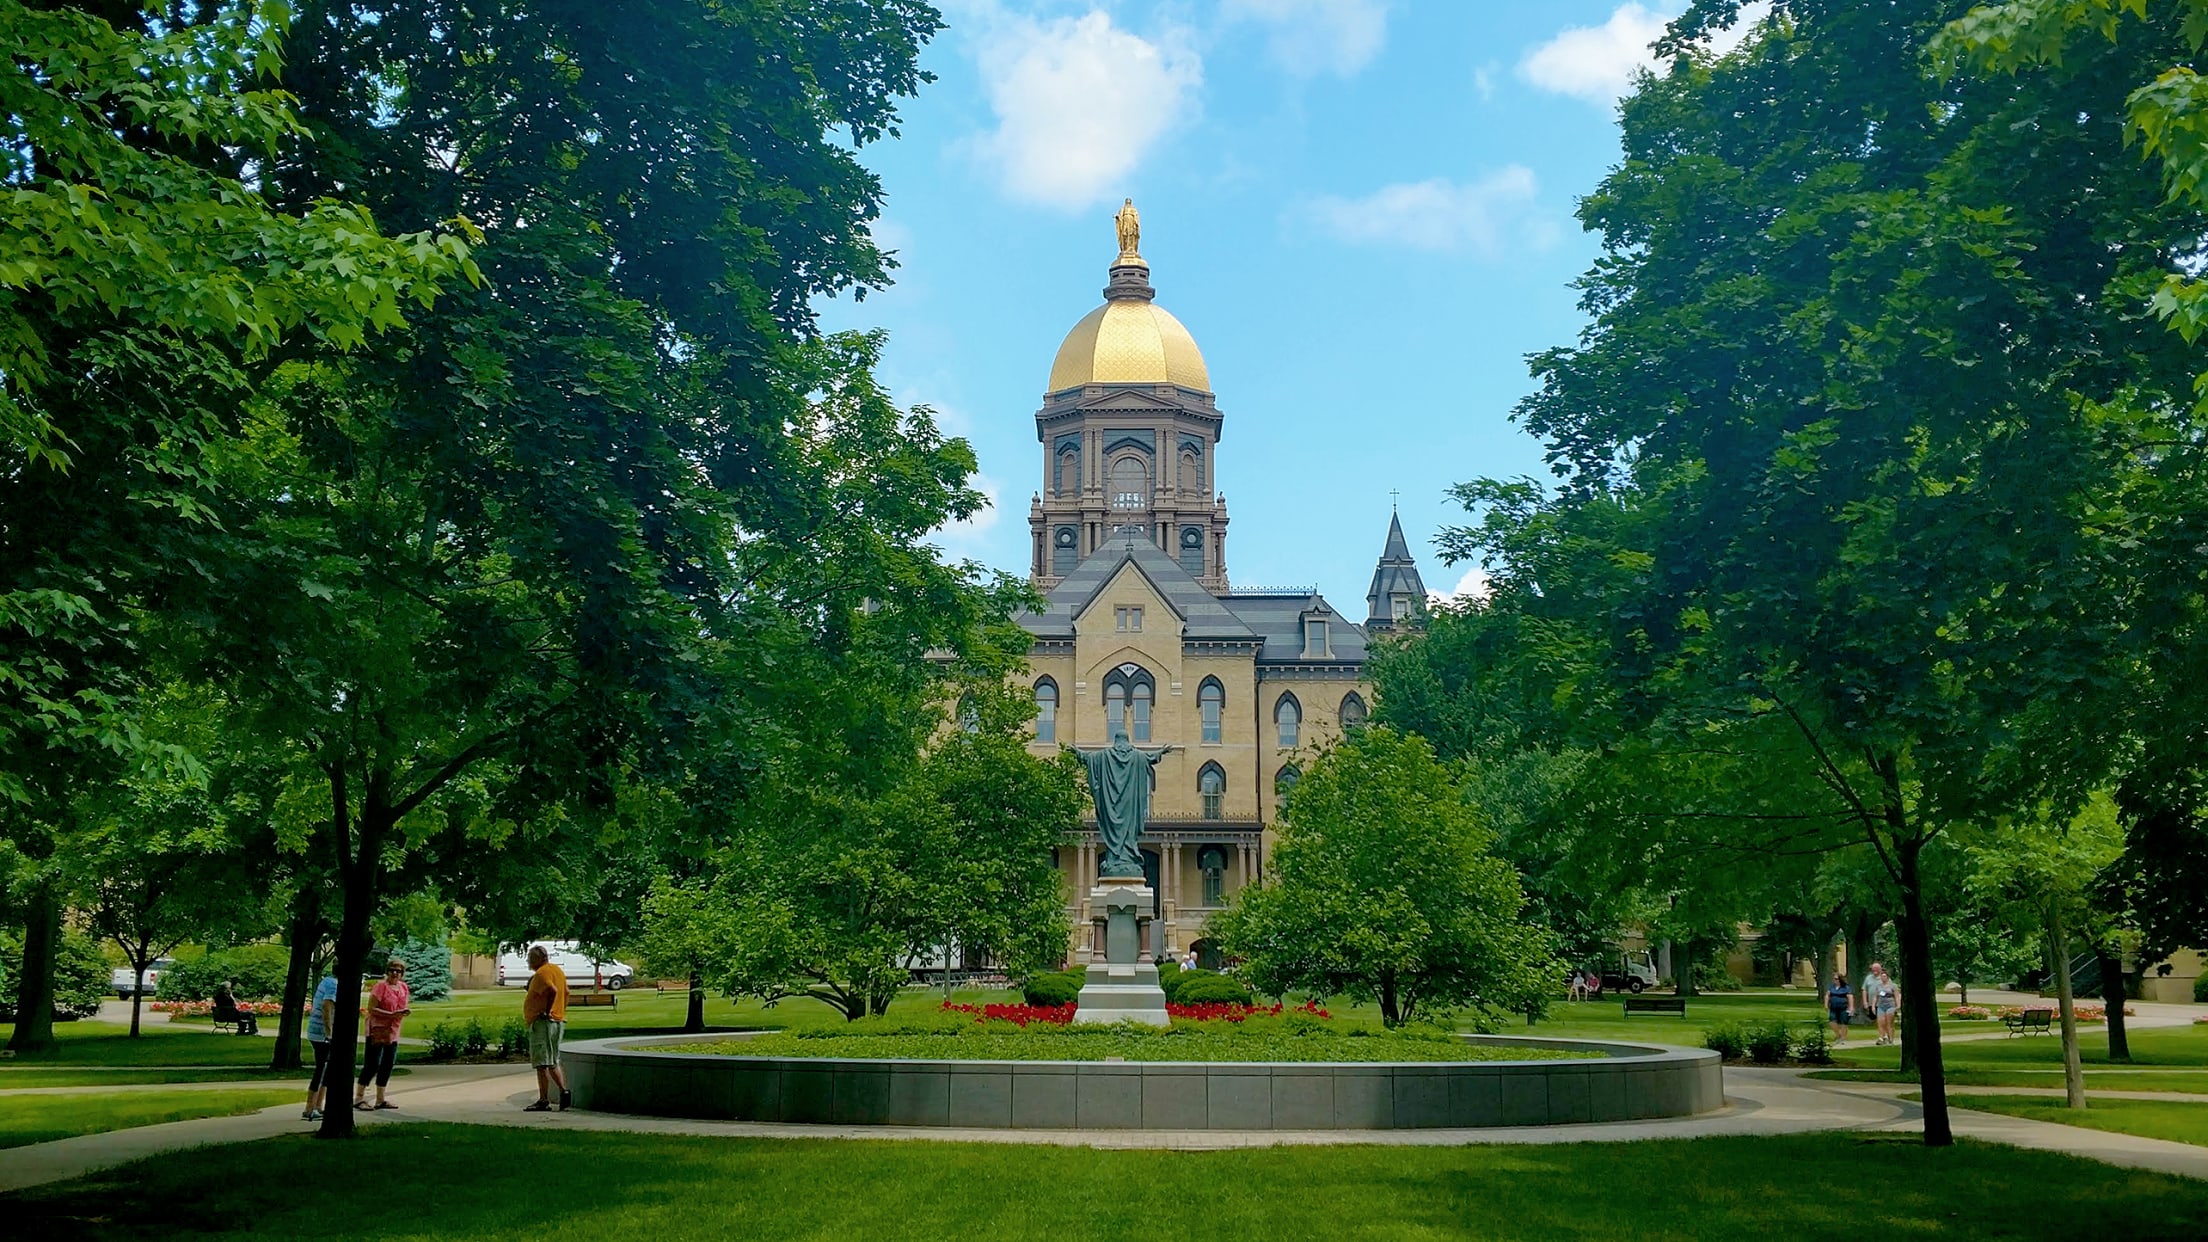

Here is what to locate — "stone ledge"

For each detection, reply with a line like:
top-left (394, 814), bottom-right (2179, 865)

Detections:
top-left (565, 1033), bottom-right (1722, 1131)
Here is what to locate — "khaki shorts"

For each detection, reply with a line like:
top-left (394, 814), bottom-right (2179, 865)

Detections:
top-left (529, 1018), bottom-right (565, 1068)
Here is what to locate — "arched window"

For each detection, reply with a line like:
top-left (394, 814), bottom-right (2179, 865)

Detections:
top-left (1275, 694), bottom-right (1301, 749)
top-left (1198, 845), bottom-right (1228, 906)
top-left (1110, 456), bottom-right (1149, 511)
top-left (1057, 446), bottom-right (1080, 495)
top-left (1103, 664), bottom-right (1154, 743)
top-left (1198, 678), bottom-right (1224, 744)
top-left (1275, 765), bottom-right (1300, 814)
top-left (1033, 678), bottom-right (1058, 743)
top-left (1198, 762), bottom-right (1226, 820)
top-left (1339, 692), bottom-right (1368, 730)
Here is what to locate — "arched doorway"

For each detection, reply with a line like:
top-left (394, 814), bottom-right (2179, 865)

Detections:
top-left (1190, 938), bottom-right (1223, 971)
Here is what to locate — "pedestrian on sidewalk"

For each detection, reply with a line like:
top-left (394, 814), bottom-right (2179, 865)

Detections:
top-left (303, 971), bottom-right (339, 1121)
top-left (1870, 963), bottom-right (1900, 1046)
top-left (354, 959), bottom-right (411, 1111)
top-left (521, 945), bottom-right (570, 1112)
top-left (1826, 972), bottom-right (1853, 1042)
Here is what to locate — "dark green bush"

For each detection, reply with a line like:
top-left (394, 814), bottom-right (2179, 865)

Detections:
top-left (1793, 1021), bottom-right (1834, 1065)
top-left (462, 1017), bottom-right (490, 1056)
top-left (426, 1021), bottom-right (462, 1061)
top-left (390, 938), bottom-right (453, 1001)
top-left (2195, 973), bottom-right (2208, 1004)
top-left (1171, 972), bottom-right (1254, 1006)
top-left (156, 944), bottom-right (291, 1002)
top-left (1162, 967), bottom-right (1221, 1002)
top-left (1744, 1022), bottom-right (1792, 1064)
top-left (1021, 971), bottom-right (1082, 1007)
top-left (1157, 960), bottom-right (1181, 996)
top-left (499, 1017), bottom-right (528, 1057)
top-left (1701, 1022), bottom-right (1746, 1061)
top-left (0, 930), bottom-right (109, 1020)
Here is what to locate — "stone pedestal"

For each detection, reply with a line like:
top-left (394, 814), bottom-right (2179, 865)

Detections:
top-left (1073, 877), bottom-right (1169, 1026)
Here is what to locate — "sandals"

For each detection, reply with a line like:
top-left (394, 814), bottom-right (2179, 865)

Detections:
top-left (523, 1100), bottom-right (551, 1112)
top-left (373, 1101), bottom-right (399, 1110)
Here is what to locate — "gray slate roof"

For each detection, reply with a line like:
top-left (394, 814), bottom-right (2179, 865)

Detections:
top-left (1365, 512), bottom-right (1429, 626)
top-left (1017, 539), bottom-right (1369, 664)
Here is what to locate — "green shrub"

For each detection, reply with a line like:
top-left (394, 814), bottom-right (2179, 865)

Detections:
top-left (0, 929), bottom-right (109, 1021)
top-left (2195, 973), bottom-right (2208, 1004)
top-left (156, 944), bottom-right (291, 1003)
top-left (462, 1017), bottom-right (490, 1057)
top-left (1745, 1022), bottom-right (1792, 1065)
top-left (1172, 972), bottom-right (1254, 1006)
top-left (1021, 971), bottom-right (1082, 1007)
top-left (1701, 1022), bottom-right (1746, 1061)
top-left (1793, 1021), bottom-right (1834, 1066)
top-left (391, 938), bottom-right (453, 1002)
top-left (1163, 967), bottom-right (1223, 1002)
top-left (499, 1017), bottom-right (528, 1058)
top-left (426, 1022), bottom-right (462, 1061)
top-left (1157, 960), bottom-right (1181, 996)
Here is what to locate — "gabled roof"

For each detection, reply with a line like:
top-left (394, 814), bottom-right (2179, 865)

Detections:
top-left (1218, 591), bottom-right (1369, 664)
top-left (1017, 539), bottom-right (1256, 641)
top-left (1366, 512), bottom-right (1429, 626)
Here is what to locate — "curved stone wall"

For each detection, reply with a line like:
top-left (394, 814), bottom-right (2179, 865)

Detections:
top-left (563, 1032), bottom-right (1723, 1130)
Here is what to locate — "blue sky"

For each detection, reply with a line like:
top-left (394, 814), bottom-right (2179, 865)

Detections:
top-left (815, 1), bottom-right (1756, 613)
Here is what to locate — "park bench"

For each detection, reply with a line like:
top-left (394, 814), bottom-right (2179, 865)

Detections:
top-left (653, 979), bottom-right (696, 996)
top-left (569, 992), bottom-right (617, 1009)
top-left (2003, 1008), bottom-right (2054, 1037)
top-left (1623, 996), bottom-right (1688, 1017)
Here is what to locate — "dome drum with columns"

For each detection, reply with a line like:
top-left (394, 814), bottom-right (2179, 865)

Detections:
top-left (1014, 205), bottom-right (1427, 966)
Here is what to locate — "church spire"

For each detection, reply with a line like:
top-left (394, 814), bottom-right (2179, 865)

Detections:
top-left (1366, 510), bottom-right (1427, 631)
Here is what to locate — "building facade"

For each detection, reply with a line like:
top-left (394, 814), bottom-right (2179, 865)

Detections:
top-left (1017, 210), bottom-right (1426, 965)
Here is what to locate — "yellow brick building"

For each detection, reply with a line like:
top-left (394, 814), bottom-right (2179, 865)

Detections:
top-left (1016, 212), bottom-right (1427, 966)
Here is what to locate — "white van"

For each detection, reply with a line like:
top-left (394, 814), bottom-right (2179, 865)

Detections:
top-left (495, 942), bottom-right (633, 990)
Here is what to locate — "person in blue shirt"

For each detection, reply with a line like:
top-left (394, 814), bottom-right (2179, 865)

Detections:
top-left (1826, 972), bottom-right (1854, 1044)
top-left (304, 973), bottom-right (340, 1121)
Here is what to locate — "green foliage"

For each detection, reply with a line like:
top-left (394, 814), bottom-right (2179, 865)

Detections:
top-left (498, 1017), bottom-right (527, 1059)
top-left (667, 1019), bottom-right (1581, 1064)
top-left (387, 940), bottom-right (452, 1003)
top-left (2194, 973), bottom-right (2208, 1003)
top-left (1170, 973), bottom-right (1255, 1006)
top-left (157, 944), bottom-right (291, 1003)
top-left (1211, 727), bottom-right (1560, 1027)
top-left (0, 929), bottom-right (108, 1021)
top-left (1701, 1023), bottom-right (1747, 1062)
top-left (1020, 972), bottom-right (1083, 1007)
top-left (425, 1022), bottom-right (462, 1062)
top-left (1744, 1023), bottom-right (1793, 1066)
top-left (1795, 1022), bottom-right (1835, 1067)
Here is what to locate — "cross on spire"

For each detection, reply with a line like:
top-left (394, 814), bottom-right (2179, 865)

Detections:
top-left (1389, 488), bottom-right (1400, 512)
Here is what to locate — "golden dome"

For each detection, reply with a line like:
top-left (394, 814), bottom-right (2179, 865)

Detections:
top-left (1047, 298), bottom-right (1211, 394)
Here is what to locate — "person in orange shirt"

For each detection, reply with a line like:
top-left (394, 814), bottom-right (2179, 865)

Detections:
top-left (521, 944), bottom-right (570, 1112)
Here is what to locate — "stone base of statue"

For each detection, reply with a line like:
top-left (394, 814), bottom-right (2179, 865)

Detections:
top-left (1073, 877), bottom-right (1169, 1026)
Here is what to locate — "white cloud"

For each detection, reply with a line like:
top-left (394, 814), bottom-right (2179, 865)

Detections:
top-left (1302, 167), bottom-right (1553, 256)
top-left (1472, 63), bottom-right (1497, 101)
top-left (1518, 2), bottom-right (1766, 106)
top-left (964, 8), bottom-right (1202, 210)
top-left (1222, 0), bottom-right (1388, 78)
top-left (1430, 566), bottom-right (1492, 606)
top-left (933, 470), bottom-right (1003, 559)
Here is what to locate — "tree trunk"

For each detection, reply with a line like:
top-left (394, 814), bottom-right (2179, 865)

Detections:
top-left (316, 786), bottom-right (385, 1141)
top-left (1675, 936), bottom-right (1699, 998)
top-left (2099, 946), bottom-right (2129, 1064)
top-left (1378, 974), bottom-right (1400, 1027)
top-left (6, 882), bottom-right (62, 1054)
top-left (1895, 838), bottom-right (1950, 1146)
top-left (1815, 929), bottom-right (1839, 1006)
top-left (128, 949), bottom-right (146, 1037)
top-left (2048, 905), bottom-right (2085, 1109)
top-left (684, 969), bottom-right (705, 1033)
top-left (273, 893), bottom-right (320, 1071)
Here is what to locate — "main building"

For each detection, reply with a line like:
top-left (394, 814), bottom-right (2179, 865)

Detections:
top-left (1017, 208), bottom-right (1427, 965)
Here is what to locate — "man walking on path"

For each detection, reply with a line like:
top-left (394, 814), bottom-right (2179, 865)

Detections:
top-left (522, 945), bottom-right (570, 1112)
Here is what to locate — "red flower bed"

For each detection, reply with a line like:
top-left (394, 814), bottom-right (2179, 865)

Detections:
top-left (1166, 999), bottom-right (1331, 1022)
top-left (151, 1000), bottom-right (289, 1017)
top-left (940, 1001), bottom-right (1075, 1027)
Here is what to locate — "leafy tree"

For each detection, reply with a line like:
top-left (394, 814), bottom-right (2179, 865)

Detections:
top-left (0, 0), bottom-right (469, 1054)
top-left (1211, 726), bottom-right (1560, 1027)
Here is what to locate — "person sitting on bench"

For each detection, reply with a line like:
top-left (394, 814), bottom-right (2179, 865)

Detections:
top-left (212, 981), bottom-right (260, 1036)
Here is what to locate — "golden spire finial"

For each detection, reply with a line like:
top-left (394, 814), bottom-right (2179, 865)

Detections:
top-left (1113, 197), bottom-right (1144, 266)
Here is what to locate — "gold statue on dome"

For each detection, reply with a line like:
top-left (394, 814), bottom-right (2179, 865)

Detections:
top-left (1114, 197), bottom-right (1142, 263)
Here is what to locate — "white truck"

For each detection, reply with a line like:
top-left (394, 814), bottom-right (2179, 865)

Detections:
top-left (495, 942), bottom-right (632, 990)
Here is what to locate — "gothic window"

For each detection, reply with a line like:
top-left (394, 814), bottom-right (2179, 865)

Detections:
top-left (1275, 765), bottom-right (1300, 813)
top-left (1180, 450), bottom-right (1201, 493)
top-left (1198, 677), bottom-right (1223, 744)
top-left (1034, 678), bottom-right (1058, 744)
top-left (1275, 694), bottom-right (1301, 749)
top-left (1198, 762), bottom-right (1225, 820)
top-left (1179, 525), bottom-right (1204, 574)
top-left (1056, 447), bottom-right (1080, 495)
top-left (1104, 665), bottom-right (1154, 743)
top-left (1052, 526), bottom-right (1077, 576)
top-left (1198, 844), bottom-right (1227, 906)
top-left (1110, 456), bottom-right (1148, 511)
top-left (1339, 692), bottom-right (1368, 730)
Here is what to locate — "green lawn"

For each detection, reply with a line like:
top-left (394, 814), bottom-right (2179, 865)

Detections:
top-left (1949, 1094), bottom-right (2208, 1149)
top-left (0, 1088), bottom-right (299, 1149)
top-left (9, 1125), bottom-right (2208, 1240)
top-left (0, 1068), bottom-right (315, 1088)
top-left (1521, 990), bottom-right (1827, 1042)
top-left (0, 1021), bottom-right (306, 1067)
top-left (1812, 1068), bottom-right (2208, 1093)
top-left (1831, 1024), bottom-right (2208, 1073)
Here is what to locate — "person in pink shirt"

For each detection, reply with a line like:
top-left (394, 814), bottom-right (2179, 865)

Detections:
top-left (353, 959), bottom-right (411, 1110)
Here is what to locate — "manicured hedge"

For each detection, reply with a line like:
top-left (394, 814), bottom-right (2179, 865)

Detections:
top-left (1171, 972), bottom-right (1253, 1006)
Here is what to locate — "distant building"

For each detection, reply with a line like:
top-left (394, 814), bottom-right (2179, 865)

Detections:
top-left (1015, 210), bottom-right (1423, 965)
